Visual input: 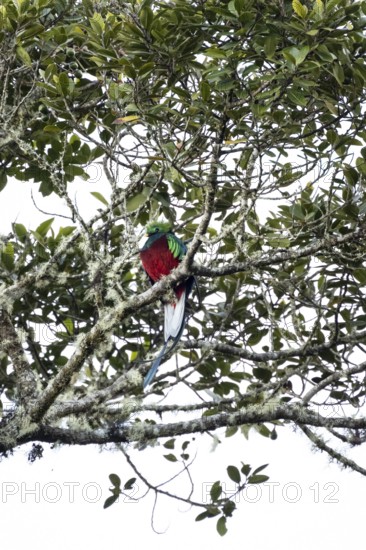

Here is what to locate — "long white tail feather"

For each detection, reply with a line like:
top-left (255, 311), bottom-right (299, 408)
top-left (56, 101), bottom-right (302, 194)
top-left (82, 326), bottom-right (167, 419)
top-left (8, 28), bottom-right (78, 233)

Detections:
top-left (164, 290), bottom-right (186, 341)
top-left (164, 303), bottom-right (175, 341)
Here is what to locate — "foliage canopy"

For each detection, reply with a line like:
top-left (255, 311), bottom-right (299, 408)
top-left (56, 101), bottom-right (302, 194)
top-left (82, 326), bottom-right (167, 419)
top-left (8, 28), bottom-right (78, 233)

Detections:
top-left (1, 0), bottom-right (366, 534)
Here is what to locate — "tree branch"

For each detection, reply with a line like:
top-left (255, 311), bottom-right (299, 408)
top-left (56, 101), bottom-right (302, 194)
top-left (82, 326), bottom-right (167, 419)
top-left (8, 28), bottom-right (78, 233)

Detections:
top-left (192, 225), bottom-right (366, 277)
top-left (0, 310), bottom-right (38, 407)
top-left (4, 402), bottom-right (366, 454)
top-left (299, 424), bottom-right (366, 477)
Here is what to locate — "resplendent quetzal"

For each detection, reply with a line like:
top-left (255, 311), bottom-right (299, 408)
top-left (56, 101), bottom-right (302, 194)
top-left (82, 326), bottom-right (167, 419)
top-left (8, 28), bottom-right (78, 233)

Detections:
top-left (140, 221), bottom-right (194, 388)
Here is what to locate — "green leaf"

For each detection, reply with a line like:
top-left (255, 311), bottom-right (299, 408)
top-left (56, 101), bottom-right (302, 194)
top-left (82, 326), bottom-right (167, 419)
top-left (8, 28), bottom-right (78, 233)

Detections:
top-left (222, 500), bottom-right (236, 517)
top-left (226, 426), bottom-right (238, 437)
top-left (0, 171), bottom-right (7, 192)
top-left (216, 516), bottom-right (228, 537)
top-left (228, 0), bottom-right (238, 15)
top-left (285, 46), bottom-right (309, 67)
top-left (195, 507), bottom-right (220, 521)
top-left (17, 23), bottom-right (44, 39)
top-left (109, 473), bottom-right (121, 488)
top-left (64, 165), bottom-right (87, 178)
top-left (126, 190), bottom-right (149, 212)
top-left (248, 474), bottom-right (270, 484)
top-left (241, 463), bottom-right (251, 476)
top-left (56, 226), bottom-right (76, 239)
top-left (292, 0), bottom-right (308, 18)
top-left (227, 465), bottom-right (241, 484)
top-left (91, 191), bottom-right (109, 206)
top-left (163, 454), bottom-right (178, 462)
top-left (36, 218), bottom-right (54, 237)
top-left (257, 424), bottom-right (272, 438)
top-left (39, 180), bottom-right (53, 197)
top-left (294, 46), bottom-right (309, 66)
top-left (313, 0), bottom-right (324, 19)
top-left (14, 223), bottom-right (27, 240)
top-left (57, 72), bottom-right (71, 96)
top-left (139, 62), bottom-right (155, 78)
top-left (62, 318), bottom-right (74, 335)
top-left (333, 63), bottom-right (344, 85)
top-left (252, 464), bottom-right (268, 475)
top-left (253, 367), bottom-right (272, 382)
top-left (140, 6), bottom-right (154, 30)
top-left (16, 46), bottom-right (32, 66)
top-left (353, 268), bottom-right (366, 285)
top-left (316, 45), bottom-right (336, 62)
top-left (205, 47), bottom-right (227, 59)
top-left (247, 330), bottom-right (267, 347)
top-left (123, 477), bottom-right (136, 490)
top-left (195, 511), bottom-right (210, 522)
top-left (163, 439), bottom-right (175, 449)
top-left (264, 34), bottom-right (277, 59)
top-left (43, 125), bottom-right (62, 134)
top-left (1, 242), bottom-right (14, 271)
top-left (103, 494), bottom-right (119, 509)
top-left (210, 481), bottom-right (222, 502)
top-left (200, 80), bottom-right (211, 101)
top-left (90, 12), bottom-right (105, 33)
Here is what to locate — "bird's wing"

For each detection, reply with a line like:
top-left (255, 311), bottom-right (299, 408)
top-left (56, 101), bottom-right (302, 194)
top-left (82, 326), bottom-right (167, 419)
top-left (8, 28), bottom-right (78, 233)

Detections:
top-left (166, 232), bottom-right (187, 260)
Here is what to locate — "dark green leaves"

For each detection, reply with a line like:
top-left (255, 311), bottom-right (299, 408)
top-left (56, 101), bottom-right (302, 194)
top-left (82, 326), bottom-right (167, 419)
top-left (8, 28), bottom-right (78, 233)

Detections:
top-left (210, 481), bottom-right (222, 501)
top-left (248, 474), bottom-right (270, 484)
top-left (216, 516), bottom-right (228, 537)
top-left (108, 473), bottom-right (121, 488)
top-left (196, 462), bottom-right (270, 535)
top-left (36, 218), bottom-right (54, 238)
top-left (103, 475), bottom-right (137, 509)
top-left (292, 0), bottom-right (308, 19)
top-left (163, 453), bottom-right (178, 462)
top-left (124, 477), bottom-right (137, 490)
top-left (103, 473), bottom-right (121, 509)
top-left (90, 191), bottom-right (109, 206)
top-left (13, 223), bottom-right (27, 241)
top-left (1, 242), bottom-right (14, 271)
top-left (227, 465), bottom-right (241, 484)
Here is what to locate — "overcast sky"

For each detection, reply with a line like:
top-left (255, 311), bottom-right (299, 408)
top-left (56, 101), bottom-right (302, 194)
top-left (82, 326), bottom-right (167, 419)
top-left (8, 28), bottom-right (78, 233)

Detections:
top-left (1, 428), bottom-right (364, 549)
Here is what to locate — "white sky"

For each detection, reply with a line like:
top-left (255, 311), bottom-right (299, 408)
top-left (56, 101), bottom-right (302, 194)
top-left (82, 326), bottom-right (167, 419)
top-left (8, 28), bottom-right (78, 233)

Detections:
top-left (0, 430), bottom-right (364, 549)
top-left (0, 178), bottom-right (365, 549)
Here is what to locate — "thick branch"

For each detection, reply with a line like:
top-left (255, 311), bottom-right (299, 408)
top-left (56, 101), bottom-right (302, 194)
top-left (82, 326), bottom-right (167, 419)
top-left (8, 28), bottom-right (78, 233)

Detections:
top-left (0, 310), bottom-right (38, 406)
top-left (184, 333), bottom-right (366, 362)
top-left (192, 225), bottom-right (366, 277)
top-left (5, 403), bottom-right (366, 454)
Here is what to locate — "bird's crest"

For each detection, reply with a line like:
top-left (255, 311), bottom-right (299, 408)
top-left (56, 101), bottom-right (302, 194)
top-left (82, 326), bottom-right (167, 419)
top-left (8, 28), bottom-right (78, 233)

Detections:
top-left (145, 220), bottom-right (172, 236)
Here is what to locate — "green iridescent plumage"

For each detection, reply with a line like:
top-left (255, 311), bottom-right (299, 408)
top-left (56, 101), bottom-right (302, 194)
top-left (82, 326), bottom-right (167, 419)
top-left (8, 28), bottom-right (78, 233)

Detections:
top-left (145, 221), bottom-right (172, 235)
top-left (167, 233), bottom-right (186, 260)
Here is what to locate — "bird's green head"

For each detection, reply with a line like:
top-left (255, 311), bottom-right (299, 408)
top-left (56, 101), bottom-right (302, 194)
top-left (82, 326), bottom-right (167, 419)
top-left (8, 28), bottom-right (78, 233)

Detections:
top-left (145, 221), bottom-right (172, 236)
